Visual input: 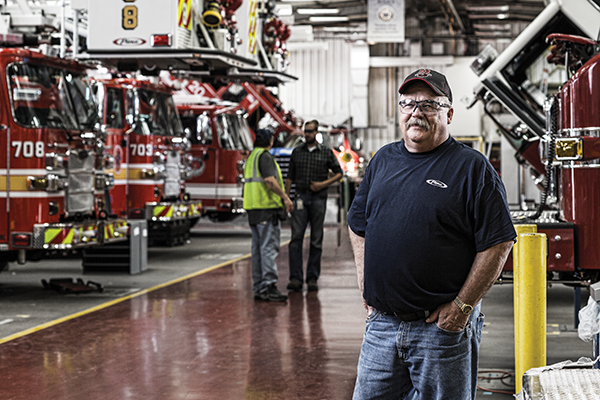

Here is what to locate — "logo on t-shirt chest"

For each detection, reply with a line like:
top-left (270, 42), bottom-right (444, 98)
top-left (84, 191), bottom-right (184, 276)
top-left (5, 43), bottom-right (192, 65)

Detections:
top-left (426, 179), bottom-right (448, 189)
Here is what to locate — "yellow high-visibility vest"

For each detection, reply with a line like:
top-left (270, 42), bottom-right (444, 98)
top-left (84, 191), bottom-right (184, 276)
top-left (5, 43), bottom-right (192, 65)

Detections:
top-left (243, 148), bottom-right (284, 210)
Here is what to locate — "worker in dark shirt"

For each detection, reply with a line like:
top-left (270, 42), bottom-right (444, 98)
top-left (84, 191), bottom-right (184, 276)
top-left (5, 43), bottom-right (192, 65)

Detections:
top-left (285, 119), bottom-right (343, 292)
top-left (244, 129), bottom-right (294, 302)
top-left (348, 69), bottom-right (516, 399)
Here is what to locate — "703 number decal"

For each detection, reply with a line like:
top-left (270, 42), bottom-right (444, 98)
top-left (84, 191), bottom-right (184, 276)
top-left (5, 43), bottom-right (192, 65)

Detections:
top-left (130, 144), bottom-right (153, 157)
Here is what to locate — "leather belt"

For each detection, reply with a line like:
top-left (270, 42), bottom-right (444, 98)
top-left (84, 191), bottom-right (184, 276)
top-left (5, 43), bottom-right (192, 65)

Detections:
top-left (382, 309), bottom-right (432, 322)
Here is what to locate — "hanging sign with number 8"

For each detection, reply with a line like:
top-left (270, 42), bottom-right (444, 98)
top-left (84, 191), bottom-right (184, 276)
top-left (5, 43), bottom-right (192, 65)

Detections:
top-left (122, 1), bottom-right (138, 30)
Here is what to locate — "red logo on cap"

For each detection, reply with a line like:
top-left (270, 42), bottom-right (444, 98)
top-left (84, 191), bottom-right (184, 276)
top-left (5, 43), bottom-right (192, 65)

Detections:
top-left (415, 69), bottom-right (432, 78)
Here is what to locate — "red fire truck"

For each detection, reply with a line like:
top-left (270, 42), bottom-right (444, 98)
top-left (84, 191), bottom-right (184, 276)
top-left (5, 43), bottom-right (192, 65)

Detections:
top-left (92, 77), bottom-right (204, 245)
top-left (0, 48), bottom-right (127, 270)
top-left (168, 76), bottom-right (303, 222)
top-left (471, 0), bottom-right (600, 283)
top-left (175, 97), bottom-right (253, 222)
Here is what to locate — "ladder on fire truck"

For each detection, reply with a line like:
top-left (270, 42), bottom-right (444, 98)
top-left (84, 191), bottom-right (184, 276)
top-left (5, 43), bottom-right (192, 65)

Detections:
top-left (0, 0), bottom-right (296, 86)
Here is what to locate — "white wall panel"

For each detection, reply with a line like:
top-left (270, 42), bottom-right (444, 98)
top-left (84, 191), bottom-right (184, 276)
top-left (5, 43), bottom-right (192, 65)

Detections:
top-left (281, 48), bottom-right (490, 159)
top-left (279, 39), bottom-right (352, 126)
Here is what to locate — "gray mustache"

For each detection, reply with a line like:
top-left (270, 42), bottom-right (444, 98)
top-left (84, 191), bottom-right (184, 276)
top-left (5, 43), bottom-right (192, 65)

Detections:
top-left (405, 117), bottom-right (430, 130)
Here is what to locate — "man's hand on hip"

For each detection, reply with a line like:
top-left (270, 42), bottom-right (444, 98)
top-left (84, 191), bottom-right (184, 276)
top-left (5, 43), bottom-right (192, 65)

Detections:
top-left (364, 299), bottom-right (374, 317)
top-left (426, 302), bottom-right (469, 331)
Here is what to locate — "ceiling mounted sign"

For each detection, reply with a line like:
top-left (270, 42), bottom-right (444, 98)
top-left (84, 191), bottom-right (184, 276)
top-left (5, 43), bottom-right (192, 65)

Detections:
top-left (367, 0), bottom-right (405, 43)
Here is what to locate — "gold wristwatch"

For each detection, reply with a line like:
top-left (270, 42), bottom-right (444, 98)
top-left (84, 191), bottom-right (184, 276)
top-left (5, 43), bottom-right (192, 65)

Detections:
top-left (453, 297), bottom-right (474, 315)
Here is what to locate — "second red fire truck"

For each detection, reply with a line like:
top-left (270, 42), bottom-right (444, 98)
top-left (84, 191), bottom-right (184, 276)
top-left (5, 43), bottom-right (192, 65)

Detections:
top-left (92, 77), bottom-right (204, 245)
top-left (175, 96), bottom-right (253, 222)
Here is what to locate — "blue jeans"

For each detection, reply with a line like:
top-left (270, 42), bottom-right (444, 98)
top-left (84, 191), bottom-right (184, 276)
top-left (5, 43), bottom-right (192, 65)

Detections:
top-left (250, 220), bottom-right (281, 294)
top-left (288, 193), bottom-right (327, 283)
top-left (353, 304), bottom-right (484, 400)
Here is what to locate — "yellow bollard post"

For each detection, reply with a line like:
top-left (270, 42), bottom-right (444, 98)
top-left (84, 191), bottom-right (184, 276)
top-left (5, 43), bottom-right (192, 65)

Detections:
top-left (512, 224), bottom-right (537, 388)
top-left (514, 232), bottom-right (547, 393)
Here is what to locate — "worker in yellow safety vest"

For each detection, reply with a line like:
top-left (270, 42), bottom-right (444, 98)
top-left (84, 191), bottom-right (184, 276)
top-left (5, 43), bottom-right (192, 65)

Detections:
top-left (244, 129), bottom-right (294, 302)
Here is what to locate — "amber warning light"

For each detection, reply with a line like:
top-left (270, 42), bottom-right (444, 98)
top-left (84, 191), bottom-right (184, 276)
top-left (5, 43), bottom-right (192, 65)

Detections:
top-left (151, 34), bottom-right (172, 47)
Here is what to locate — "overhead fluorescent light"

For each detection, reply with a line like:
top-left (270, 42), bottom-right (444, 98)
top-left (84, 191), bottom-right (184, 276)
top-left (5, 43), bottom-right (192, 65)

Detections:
top-left (466, 5), bottom-right (509, 12)
top-left (308, 16), bottom-right (349, 22)
top-left (323, 26), bottom-right (351, 32)
top-left (473, 23), bottom-right (511, 31)
top-left (297, 8), bottom-right (340, 15)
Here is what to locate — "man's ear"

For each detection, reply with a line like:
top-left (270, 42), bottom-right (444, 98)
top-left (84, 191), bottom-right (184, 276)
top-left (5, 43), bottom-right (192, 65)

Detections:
top-left (447, 107), bottom-right (454, 124)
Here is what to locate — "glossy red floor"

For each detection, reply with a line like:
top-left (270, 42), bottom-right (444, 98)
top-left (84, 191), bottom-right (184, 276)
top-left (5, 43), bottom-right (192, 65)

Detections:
top-left (0, 228), bottom-right (366, 400)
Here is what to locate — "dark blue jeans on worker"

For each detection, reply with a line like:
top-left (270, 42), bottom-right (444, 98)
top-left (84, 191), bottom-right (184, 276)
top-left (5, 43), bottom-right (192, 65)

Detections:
top-left (289, 193), bottom-right (327, 284)
top-left (352, 304), bottom-right (483, 400)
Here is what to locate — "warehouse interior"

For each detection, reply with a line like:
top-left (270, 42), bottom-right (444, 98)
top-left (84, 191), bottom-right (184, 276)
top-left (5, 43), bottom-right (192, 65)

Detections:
top-left (1, 0), bottom-right (600, 399)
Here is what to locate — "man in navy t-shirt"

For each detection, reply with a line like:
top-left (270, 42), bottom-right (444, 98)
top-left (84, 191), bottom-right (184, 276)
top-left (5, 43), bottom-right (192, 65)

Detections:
top-left (348, 69), bottom-right (516, 400)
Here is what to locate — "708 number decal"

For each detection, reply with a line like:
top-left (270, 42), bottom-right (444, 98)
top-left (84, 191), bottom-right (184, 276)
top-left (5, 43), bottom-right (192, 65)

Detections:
top-left (11, 141), bottom-right (45, 158)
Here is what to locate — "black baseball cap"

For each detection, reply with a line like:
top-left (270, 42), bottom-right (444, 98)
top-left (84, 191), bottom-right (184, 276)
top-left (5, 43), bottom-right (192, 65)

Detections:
top-left (398, 69), bottom-right (453, 104)
top-left (255, 128), bottom-right (273, 142)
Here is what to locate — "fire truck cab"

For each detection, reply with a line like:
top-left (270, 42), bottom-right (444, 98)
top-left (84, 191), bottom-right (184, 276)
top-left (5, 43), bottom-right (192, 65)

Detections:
top-left (176, 98), bottom-right (253, 221)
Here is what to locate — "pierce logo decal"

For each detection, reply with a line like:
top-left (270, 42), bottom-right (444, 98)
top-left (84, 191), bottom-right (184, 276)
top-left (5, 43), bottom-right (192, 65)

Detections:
top-left (113, 37), bottom-right (146, 46)
top-left (426, 179), bottom-right (448, 189)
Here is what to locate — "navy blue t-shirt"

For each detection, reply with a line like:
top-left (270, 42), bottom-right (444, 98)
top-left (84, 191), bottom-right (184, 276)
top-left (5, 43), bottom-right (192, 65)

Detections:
top-left (348, 137), bottom-right (516, 315)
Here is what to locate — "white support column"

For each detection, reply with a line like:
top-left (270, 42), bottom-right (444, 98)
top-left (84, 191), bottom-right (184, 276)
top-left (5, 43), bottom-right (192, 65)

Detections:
top-left (350, 43), bottom-right (369, 128)
top-left (72, 9), bottom-right (79, 57)
top-left (60, 0), bottom-right (66, 58)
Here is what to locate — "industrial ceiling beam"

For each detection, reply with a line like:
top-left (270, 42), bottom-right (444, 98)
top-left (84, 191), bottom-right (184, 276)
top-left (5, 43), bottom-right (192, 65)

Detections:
top-left (438, 0), bottom-right (466, 34)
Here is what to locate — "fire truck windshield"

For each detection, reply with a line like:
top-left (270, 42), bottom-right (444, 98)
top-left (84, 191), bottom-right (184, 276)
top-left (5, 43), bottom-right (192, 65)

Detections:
top-left (180, 112), bottom-right (212, 145)
top-left (8, 63), bottom-right (98, 130)
top-left (133, 89), bottom-right (184, 137)
top-left (215, 114), bottom-right (253, 151)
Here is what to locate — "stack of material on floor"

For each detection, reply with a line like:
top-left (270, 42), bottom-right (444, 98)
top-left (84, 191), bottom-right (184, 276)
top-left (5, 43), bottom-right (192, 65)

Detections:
top-left (517, 359), bottom-right (600, 400)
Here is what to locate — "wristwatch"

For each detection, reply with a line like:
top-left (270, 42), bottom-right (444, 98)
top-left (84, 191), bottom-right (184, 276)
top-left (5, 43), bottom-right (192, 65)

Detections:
top-left (453, 297), bottom-right (474, 315)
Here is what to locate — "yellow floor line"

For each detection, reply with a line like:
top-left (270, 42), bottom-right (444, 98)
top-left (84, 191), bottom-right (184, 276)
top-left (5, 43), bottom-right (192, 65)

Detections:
top-left (0, 250), bottom-right (257, 345)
